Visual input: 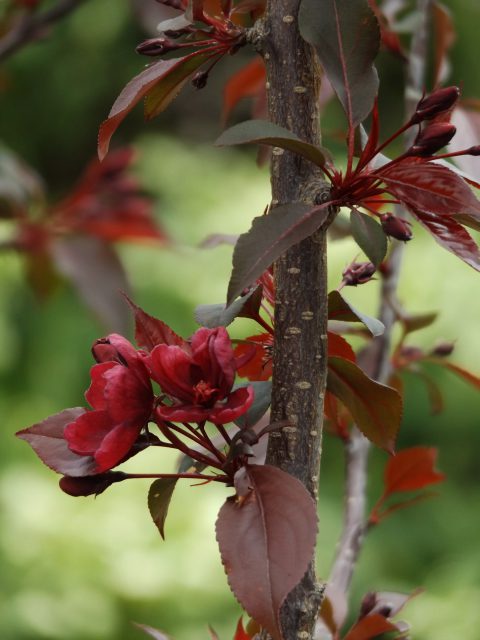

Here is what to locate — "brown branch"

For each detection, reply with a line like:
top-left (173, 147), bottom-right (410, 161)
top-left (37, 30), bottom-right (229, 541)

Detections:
top-left (0, 0), bottom-right (86, 63)
top-left (254, 1), bottom-right (332, 638)
top-left (325, 0), bottom-right (434, 620)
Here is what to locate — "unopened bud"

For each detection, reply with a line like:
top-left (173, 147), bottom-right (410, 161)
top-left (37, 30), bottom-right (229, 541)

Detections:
top-left (380, 213), bottom-right (413, 241)
top-left (411, 86), bottom-right (460, 124)
top-left (342, 261), bottom-right (376, 286)
top-left (136, 37), bottom-right (179, 56)
top-left (464, 145), bottom-right (480, 156)
top-left (409, 122), bottom-right (456, 157)
top-left (191, 70), bottom-right (209, 89)
top-left (359, 592), bottom-right (378, 618)
top-left (431, 341), bottom-right (455, 357)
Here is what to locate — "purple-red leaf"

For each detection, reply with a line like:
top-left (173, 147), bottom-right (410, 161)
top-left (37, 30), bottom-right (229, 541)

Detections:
top-left (299, 0), bottom-right (380, 127)
top-left (148, 478), bottom-right (178, 540)
top-left (327, 357), bottom-right (401, 452)
top-left (216, 119), bottom-right (331, 168)
top-left (216, 465), bottom-right (317, 640)
top-left (16, 408), bottom-right (97, 477)
top-left (195, 286), bottom-right (262, 328)
top-left (125, 296), bottom-right (185, 351)
top-left (227, 201), bottom-right (332, 306)
top-left (52, 236), bottom-right (131, 334)
top-left (327, 290), bottom-right (384, 336)
top-left (381, 161), bottom-right (480, 216)
top-left (384, 446), bottom-right (445, 495)
top-left (98, 53), bottom-right (211, 160)
top-left (343, 613), bottom-right (399, 640)
top-left (410, 208), bottom-right (480, 272)
top-left (350, 209), bottom-right (387, 266)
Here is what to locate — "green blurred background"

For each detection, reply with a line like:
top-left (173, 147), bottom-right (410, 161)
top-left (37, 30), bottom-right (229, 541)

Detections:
top-left (1, 1), bottom-right (480, 638)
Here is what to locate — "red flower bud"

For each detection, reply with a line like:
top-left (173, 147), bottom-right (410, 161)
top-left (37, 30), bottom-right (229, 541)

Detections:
top-left (380, 213), bottom-right (413, 241)
top-left (341, 261), bottom-right (376, 286)
top-left (411, 86), bottom-right (460, 124)
top-left (136, 37), bottom-right (180, 56)
top-left (409, 122), bottom-right (456, 157)
top-left (431, 341), bottom-right (455, 357)
top-left (192, 70), bottom-right (209, 90)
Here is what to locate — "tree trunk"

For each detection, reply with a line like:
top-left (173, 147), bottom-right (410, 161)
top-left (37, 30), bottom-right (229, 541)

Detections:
top-left (255, 2), bottom-right (330, 637)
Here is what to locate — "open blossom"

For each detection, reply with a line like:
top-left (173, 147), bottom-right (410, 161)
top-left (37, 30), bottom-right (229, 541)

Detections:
top-left (64, 334), bottom-right (154, 472)
top-left (148, 327), bottom-right (254, 423)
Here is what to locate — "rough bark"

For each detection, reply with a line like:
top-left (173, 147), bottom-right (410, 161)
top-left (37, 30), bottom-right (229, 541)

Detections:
top-left (253, 2), bottom-right (331, 637)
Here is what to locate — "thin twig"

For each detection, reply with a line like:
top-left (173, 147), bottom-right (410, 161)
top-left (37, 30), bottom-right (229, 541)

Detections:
top-left (326, 0), bottom-right (434, 613)
top-left (0, 0), bottom-right (86, 63)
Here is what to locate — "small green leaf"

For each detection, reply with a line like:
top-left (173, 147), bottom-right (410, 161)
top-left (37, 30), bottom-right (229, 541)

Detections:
top-left (327, 356), bottom-right (401, 452)
top-left (148, 478), bottom-right (178, 540)
top-left (216, 119), bottom-right (331, 168)
top-left (350, 210), bottom-right (387, 266)
top-left (327, 290), bottom-right (384, 336)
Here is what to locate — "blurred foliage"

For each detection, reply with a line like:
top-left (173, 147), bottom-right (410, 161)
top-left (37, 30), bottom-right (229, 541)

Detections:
top-left (1, 1), bottom-right (480, 639)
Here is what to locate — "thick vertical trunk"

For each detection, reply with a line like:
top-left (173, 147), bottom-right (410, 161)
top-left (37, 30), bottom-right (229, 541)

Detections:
top-left (255, 2), bottom-right (329, 637)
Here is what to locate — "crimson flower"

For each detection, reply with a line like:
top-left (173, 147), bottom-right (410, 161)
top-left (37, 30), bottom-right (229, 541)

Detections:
top-left (148, 327), bottom-right (253, 423)
top-left (64, 334), bottom-right (154, 472)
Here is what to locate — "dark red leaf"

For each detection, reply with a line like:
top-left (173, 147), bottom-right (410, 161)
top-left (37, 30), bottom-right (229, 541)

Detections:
top-left (51, 236), bottom-right (131, 333)
top-left (16, 408), bottom-right (97, 477)
top-left (328, 290), bottom-right (384, 336)
top-left (384, 446), bottom-right (445, 495)
top-left (327, 332), bottom-right (356, 362)
top-left (350, 209), bottom-right (387, 266)
top-left (195, 286), bottom-right (262, 328)
top-left (223, 57), bottom-right (266, 122)
top-left (410, 208), bottom-right (480, 272)
top-left (216, 465), bottom-right (317, 640)
top-left (98, 53), bottom-right (211, 160)
top-left (227, 201), bottom-right (332, 305)
top-left (216, 119), bottom-right (331, 168)
top-left (148, 478), bottom-right (178, 540)
top-left (233, 617), bottom-right (251, 640)
top-left (327, 357), bottom-right (401, 452)
top-left (125, 296), bottom-right (185, 351)
top-left (432, 1), bottom-right (456, 87)
top-left (299, 0), bottom-right (380, 127)
top-left (402, 311), bottom-right (438, 335)
top-left (426, 359), bottom-right (480, 390)
top-left (235, 334), bottom-right (273, 381)
top-left (343, 613), bottom-right (399, 640)
top-left (381, 161), bottom-right (480, 216)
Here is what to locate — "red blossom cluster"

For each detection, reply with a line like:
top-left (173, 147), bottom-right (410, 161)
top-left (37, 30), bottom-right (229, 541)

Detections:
top-left (17, 312), bottom-right (256, 495)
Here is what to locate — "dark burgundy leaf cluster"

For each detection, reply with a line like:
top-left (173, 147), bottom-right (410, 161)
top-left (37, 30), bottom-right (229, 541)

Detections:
top-left (98, 0), bottom-right (265, 159)
top-left (1, 148), bottom-right (165, 329)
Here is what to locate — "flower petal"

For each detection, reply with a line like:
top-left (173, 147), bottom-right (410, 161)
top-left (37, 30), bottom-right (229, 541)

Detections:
top-left (65, 410), bottom-right (113, 457)
top-left (148, 344), bottom-right (197, 403)
top-left (210, 386), bottom-right (254, 424)
top-left (85, 362), bottom-right (117, 409)
top-left (94, 422), bottom-right (143, 472)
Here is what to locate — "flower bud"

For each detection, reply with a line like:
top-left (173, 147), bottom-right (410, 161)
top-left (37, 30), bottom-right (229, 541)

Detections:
top-left (191, 70), bottom-right (209, 89)
top-left (136, 37), bottom-right (180, 57)
top-left (409, 122), bottom-right (456, 157)
top-left (341, 261), bottom-right (376, 286)
top-left (431, 341), bottom-right (455, 357)
top-left (380, 213), bottom-right (413, 241)
top-left (411, 86), bottom-right (460, 124)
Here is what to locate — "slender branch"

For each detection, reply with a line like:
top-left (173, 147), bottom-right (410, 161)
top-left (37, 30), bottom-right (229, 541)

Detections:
top-left (326, 0), bottom-right (433, 616)
top-left (256, 2), bottom-right (333, 637)
top-left (0, 0), bottom-right (86, 63)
